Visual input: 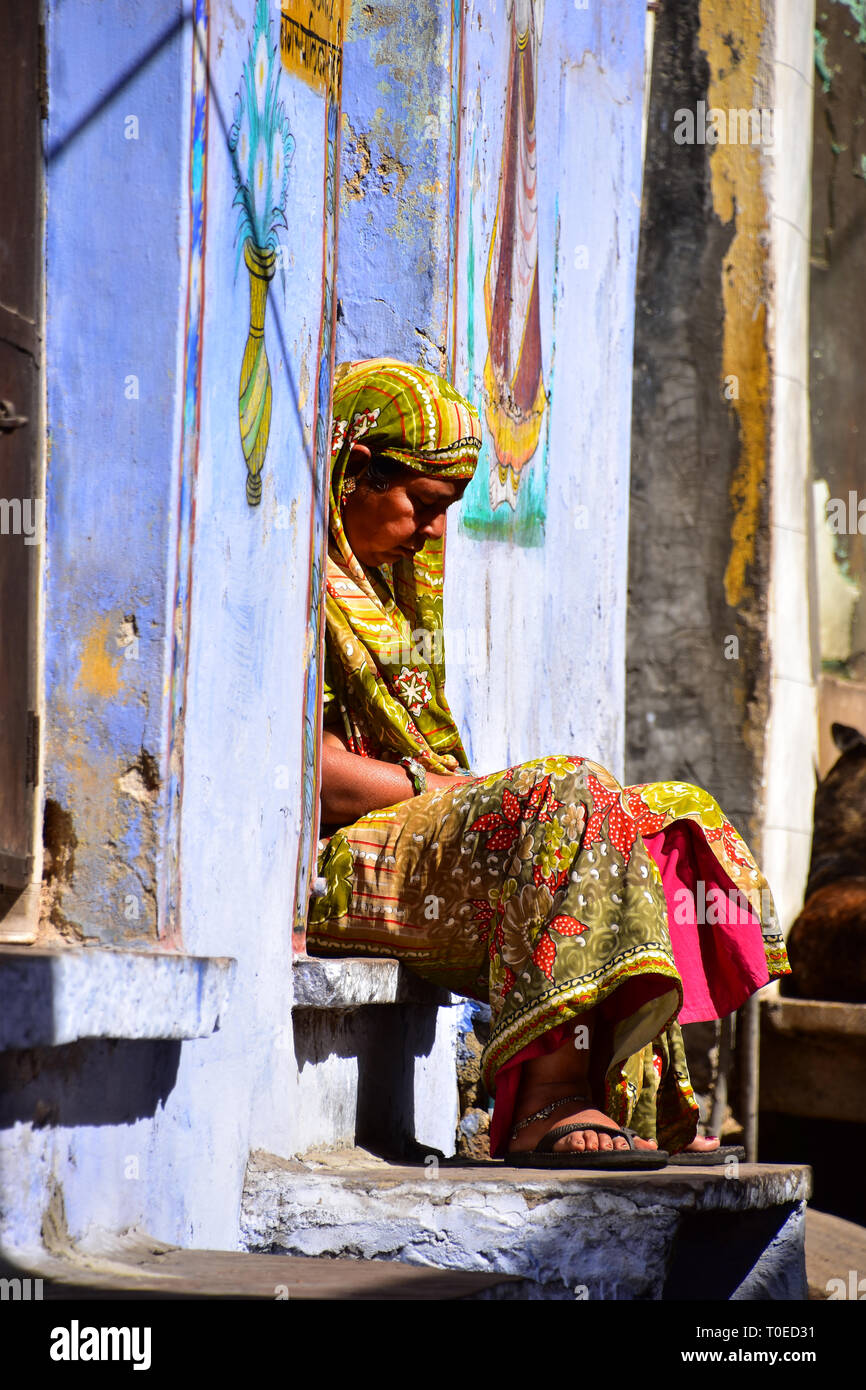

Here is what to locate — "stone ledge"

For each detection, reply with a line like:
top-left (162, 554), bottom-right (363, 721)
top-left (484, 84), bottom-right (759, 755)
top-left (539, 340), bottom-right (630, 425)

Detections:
top-left (0, 945), bottom-right (235, 1050)
top-left (293, 955), bottom-right (454, 1009)
top-left (763, 997), bottom-right (866, 1037)
top-left (761, 997), bottom-right (866, 1122)
top-left (241, 1149), bottom-right (812, 1300)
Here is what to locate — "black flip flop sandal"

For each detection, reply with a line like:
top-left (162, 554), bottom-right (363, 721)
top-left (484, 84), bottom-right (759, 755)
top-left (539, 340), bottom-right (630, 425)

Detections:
top-left (665, 1144), bottom-right (746, 1166)
top-left (509, 1122), bottom-right (669, 1170)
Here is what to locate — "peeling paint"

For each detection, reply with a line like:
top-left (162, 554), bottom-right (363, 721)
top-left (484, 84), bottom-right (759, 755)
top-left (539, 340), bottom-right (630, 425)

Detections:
top-left (832, 0), bottom-right (866, 47)
top-left (41, 1179), bottom-right (73, 1259)
top-left (118, 749), bottom-right (160, 805)
top-left (815, 26), bottom-right (833, 91)
top-left (297, 338), bottom-right (311, 414)
top-left (38, 798), bottom-right (85, 944)
top-left (340, 116), bottom-right (372, 202)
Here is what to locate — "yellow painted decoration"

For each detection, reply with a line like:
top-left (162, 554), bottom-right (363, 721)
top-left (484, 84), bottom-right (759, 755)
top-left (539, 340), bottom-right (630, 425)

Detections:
top-left (239, 238), bottom-right (276, 506)
top-left (280, 0), bottom-right (348, 100)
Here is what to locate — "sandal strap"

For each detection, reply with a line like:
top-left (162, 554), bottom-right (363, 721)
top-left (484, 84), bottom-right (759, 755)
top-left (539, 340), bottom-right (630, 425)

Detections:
top-left (536, 1121), bottom-right (637, 1155)
top-left (510, 1094), bottom-right (591, 1138)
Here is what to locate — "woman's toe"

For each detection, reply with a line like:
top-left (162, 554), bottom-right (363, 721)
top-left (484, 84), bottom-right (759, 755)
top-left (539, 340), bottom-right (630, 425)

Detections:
top-left (557, 1130), bottom-right (583, 1153)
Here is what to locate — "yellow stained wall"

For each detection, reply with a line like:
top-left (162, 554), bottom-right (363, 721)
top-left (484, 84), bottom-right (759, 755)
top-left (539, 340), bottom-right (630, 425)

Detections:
top-left (698, 0), bottom-right (772, 608)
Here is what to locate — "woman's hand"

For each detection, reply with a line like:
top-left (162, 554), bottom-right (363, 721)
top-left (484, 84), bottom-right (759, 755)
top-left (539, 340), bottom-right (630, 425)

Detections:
top-left (425, 771), bottom-right (471, 795)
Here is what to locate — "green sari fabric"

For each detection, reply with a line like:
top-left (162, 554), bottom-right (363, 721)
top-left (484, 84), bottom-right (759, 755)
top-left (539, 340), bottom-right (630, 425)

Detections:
top-left (310, 359), bottom-right (790, 1157)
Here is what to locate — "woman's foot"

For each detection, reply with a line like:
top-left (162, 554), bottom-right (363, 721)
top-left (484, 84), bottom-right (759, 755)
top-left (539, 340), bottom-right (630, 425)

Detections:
top-left (507, 1015), bottom-right (660, 1155)
top-left (508, 1093), bottom-right (659, 1155)
top-left (507, 1094), bottom-right (722, 1156)
top-left (505, 1015), bottom-right (722, 1157)
top-left (681, 1135), bottom-right (721, 1153)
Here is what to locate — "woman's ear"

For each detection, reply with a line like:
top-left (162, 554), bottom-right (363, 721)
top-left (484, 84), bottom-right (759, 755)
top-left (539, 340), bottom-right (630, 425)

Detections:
top-left (345, 443), bottom-right (372, 479)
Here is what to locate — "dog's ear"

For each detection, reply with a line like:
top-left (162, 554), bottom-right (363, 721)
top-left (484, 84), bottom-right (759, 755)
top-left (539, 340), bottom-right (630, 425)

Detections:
top-left (831, 722), bottom-right (866, 754)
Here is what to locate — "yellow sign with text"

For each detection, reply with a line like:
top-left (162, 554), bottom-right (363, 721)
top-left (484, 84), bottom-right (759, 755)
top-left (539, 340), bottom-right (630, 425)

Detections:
top-left (280, 0), bottom-right (347, 98)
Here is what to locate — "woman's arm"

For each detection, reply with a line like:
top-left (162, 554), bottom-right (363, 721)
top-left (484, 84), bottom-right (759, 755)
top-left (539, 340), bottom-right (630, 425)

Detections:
top-left (320, 726), bottom-right (464, 825)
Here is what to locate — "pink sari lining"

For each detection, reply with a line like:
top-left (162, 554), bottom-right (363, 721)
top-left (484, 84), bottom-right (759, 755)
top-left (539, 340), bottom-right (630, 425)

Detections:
top-left (488, 818), bottom-right (770, 1156)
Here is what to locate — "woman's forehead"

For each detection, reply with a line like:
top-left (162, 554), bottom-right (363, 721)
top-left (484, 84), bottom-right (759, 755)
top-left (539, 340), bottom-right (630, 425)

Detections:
top-left (404, 473), bottom-right (467, 500)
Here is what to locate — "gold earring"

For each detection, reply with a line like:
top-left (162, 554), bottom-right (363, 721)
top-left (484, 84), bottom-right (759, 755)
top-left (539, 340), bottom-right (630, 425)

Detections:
top-left (342, 475), bottom-right (357, 498)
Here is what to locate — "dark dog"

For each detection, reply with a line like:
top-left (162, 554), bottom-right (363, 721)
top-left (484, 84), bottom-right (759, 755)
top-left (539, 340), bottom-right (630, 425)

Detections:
top-left (785, 723), bottom-right (866, 1002)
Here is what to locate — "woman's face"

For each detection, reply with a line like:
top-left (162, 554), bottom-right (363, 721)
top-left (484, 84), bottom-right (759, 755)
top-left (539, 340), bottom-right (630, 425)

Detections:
top-left (340, 445), bottom-right (469, 568)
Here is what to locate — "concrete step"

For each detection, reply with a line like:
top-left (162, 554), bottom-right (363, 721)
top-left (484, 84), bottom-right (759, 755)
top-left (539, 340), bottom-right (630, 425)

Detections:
top-left (0, 1238), bottom-right (517, 1301)
top-left (241, 1147), bottom-right (812, 1301)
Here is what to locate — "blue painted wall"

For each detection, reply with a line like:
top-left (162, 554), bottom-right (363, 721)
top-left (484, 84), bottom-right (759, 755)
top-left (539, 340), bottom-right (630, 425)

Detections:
top-left (43, 1), bottom-right (188, 944)
top-left (1, 0), bottom-right (336, 1252)
top-left (337, 3), bottom-right (454, 371)
top-left (449, 1), bottom-right (645, 779)
top-left (1, 0), bottom-right (647, 1254)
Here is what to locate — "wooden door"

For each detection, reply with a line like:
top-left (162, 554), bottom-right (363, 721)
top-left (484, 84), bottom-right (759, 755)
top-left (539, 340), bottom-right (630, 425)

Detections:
top-left (0, 2), bottom-right (43, 912)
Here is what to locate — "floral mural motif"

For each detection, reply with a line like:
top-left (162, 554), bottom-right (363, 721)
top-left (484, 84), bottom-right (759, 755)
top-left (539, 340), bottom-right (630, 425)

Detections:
top-left (229, 0), bottom-right (295, 505)
top-left (483, 0), bottom-right (547, 510)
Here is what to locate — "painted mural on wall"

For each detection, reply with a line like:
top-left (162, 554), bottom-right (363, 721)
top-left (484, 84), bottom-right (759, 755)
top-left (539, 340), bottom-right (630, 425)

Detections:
top-left (483, 0), bottom-right (546, 510)
top-left (229, 0), bottom-right (295, 505)
top-left (279, 0), bottom-right (346, 99)
top-left (277, 0), bottom-right (347, 948)
top-left (457, 0), bottom-right (553, 547)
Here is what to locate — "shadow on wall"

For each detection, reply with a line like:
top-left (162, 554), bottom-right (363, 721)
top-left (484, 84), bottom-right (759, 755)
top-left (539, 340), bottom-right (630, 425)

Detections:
top-left (0, 1038), bottom-right (181, 1130)
top-left (293, 1004), bottom-right (440, 1157)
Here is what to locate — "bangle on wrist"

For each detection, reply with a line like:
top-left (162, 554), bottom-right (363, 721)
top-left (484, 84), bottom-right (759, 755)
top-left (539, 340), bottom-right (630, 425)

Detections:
top-left (399, 755), bottom-right (428, 796)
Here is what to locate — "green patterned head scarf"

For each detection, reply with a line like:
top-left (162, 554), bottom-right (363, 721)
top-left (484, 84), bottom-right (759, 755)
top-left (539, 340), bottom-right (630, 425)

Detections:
top-left (324, 358), bottom-right (482, 774)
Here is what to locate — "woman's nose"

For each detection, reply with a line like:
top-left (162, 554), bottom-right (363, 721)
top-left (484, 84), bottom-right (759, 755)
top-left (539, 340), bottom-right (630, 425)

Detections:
top-left (420, 512), bottom-right (447, 540)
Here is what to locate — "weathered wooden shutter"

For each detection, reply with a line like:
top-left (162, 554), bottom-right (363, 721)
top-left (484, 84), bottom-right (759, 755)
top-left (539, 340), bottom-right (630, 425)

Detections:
top-left (0, 5), bottom-right (42, 893)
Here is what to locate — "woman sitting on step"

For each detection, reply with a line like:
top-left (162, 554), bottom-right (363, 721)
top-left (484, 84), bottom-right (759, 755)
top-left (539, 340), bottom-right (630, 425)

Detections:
top-left (308, 357), bottom-right (790, 1167)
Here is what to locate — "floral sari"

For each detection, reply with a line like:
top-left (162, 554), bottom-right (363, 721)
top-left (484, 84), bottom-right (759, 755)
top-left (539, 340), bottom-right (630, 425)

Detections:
top-left (308, 358), bottom-right (790, 1156)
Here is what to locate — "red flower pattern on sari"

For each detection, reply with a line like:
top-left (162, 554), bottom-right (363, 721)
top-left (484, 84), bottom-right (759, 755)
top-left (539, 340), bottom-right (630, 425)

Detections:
top-left (471, 875), bottom-right (588, 991)
top-left (704, 820), bottom-right (752, 870)
top-left (467, 776), bottom-right (562, 854)
top-left (532, 915), bottom-right (588, 981)
top-left (470, 898), bottom-right (513, 999)
top-left (623, 788), bottom-right (668, 837)
top-left (582, 774), bottom-right (642, 864)
top-left (347, 731), bottom-right (379, 758)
